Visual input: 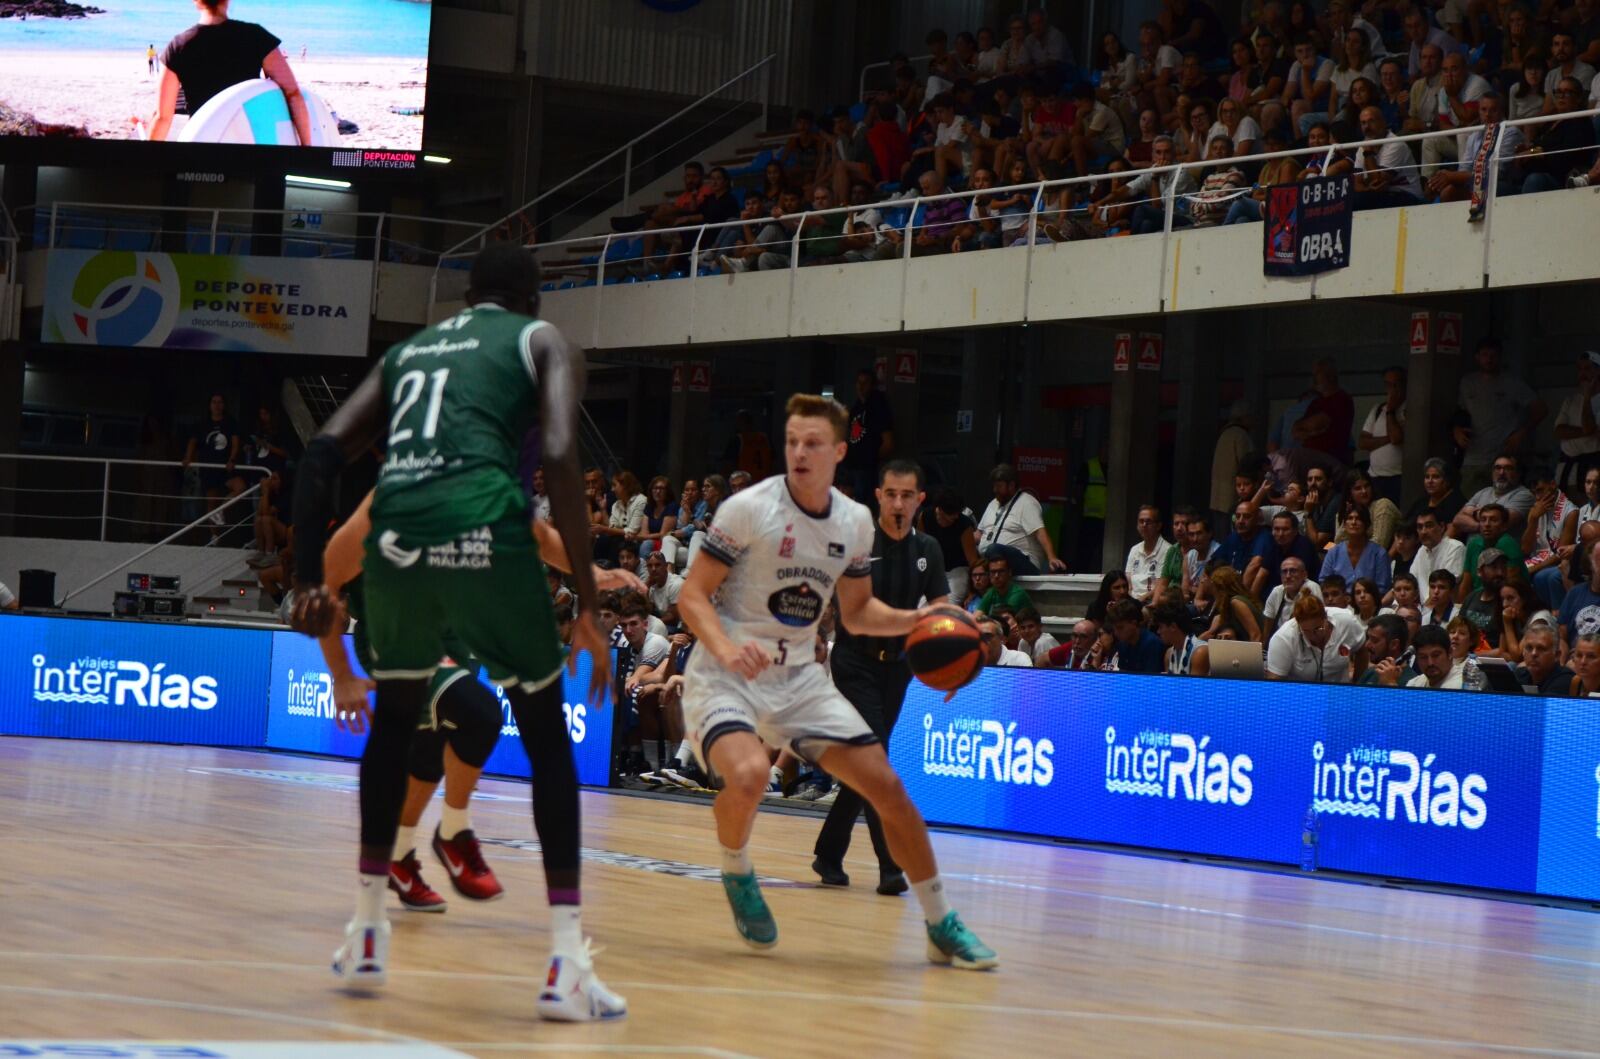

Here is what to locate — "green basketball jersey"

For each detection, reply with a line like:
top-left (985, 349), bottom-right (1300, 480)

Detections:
top-left (371, 304), bottom-right (547, 545)
top-left (345, 574), bottom-right (475, 675)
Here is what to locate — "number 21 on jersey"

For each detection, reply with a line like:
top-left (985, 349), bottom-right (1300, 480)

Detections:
top-left (390, 368), bottom-right (450, 444)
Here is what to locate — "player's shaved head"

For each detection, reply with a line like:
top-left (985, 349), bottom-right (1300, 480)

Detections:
top-left (467, 243), bottom-right (542, 312)
top-left (785, 393), bottom-right (850, 442)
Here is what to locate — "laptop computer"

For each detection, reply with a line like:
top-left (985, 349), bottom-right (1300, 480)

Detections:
top-left (1206, 639), bottom-right (1265, 680)
top-left (1472, 655), bottom-right (1532, 694)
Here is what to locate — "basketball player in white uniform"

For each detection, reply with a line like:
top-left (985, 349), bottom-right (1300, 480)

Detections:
top-left (677, 393), bottom-right (998, 970)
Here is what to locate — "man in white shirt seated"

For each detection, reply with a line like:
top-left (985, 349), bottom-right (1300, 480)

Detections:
top-left (1015, 607), bottom-right (1060, 666)
top-left (1262, 556), bottom-right (1323, 635)
top-left (1406, 625), bottom-right (1465, 688)
top-left (979, 616), bottom-right (1033, 667)
top-left (1266, 595), bottom-right (1369, 683)
top-left (1124, 504), bottom-right (1173, 604)
top-left (1409, 509), bottom-right (1466, 587)
top-left (1353, 106), bottom-right (1423, 209)
top-left (974, 463), bottom-right (1067, 575)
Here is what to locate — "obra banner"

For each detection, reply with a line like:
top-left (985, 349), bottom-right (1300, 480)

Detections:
top-left (44, 249), bottom-right (372, 355)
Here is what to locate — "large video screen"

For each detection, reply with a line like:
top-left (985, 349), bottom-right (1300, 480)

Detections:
top-left (0, 0), bottom-right (430, 152)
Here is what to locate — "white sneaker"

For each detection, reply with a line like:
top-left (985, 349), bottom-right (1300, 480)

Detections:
top-left (537, 939), bottom-right (628, 1021)
top-left (814, 784), bottom-right (840, 805)
top-left (761, 765), bottom-right (785, 798)
top-left (331, 918), bottom-right (390, 988)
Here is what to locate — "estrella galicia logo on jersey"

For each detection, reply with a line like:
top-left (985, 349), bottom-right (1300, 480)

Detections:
top-left (921, 712), bottom-right (1054, 787)
top-left (1104, 726), bottom-right (1253, 806)
top-left (31, 652), bottom-right (218, 710)
top-left (377, 528), bottom-right (421, 568)
top-left (828, 542), bottom-right (845, 558)
top-left (1312, 741), bottom-right (1487, 829)
top-left (768, 583), bottom-right (823, 627)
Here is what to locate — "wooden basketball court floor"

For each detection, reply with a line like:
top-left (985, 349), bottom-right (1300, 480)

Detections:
top-left (3, 736), bottom-right (1600, 1058)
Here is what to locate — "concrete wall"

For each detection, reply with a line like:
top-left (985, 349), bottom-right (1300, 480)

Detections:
top-left (1, 537), bottom-right (247, 614)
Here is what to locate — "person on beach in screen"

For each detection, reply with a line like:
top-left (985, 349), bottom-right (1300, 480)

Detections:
top-left (146, 0), bottom-right (311, 143)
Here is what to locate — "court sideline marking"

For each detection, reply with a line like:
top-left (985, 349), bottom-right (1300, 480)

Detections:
top-left (0, 953), bottom-right (1593, 1057)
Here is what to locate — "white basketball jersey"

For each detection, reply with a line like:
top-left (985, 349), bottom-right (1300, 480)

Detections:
top-left (699, 476), bottom-right (874, 666)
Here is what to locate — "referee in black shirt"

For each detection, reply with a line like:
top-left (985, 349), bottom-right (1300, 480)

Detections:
top-left (813, 459), bottom-right (948, 894)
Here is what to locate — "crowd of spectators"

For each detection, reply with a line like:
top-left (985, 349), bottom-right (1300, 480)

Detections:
top-left (598, 2), bottom-right (1600, 279)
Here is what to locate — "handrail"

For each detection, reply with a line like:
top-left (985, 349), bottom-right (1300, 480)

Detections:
top-left (858, 53), bottom-right (933, 104)
top-left (439, 53), bottom-right (779, 260)
top-left (514, 105), bottom-right (1600, 258)
top-left (56, 481), bottom-right (263, 608)
top-left (41, 202), bottom-right (484, 255)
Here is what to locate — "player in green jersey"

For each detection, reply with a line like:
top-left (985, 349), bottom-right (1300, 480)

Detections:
top-left (291, 244), bottom-right (623, 1020)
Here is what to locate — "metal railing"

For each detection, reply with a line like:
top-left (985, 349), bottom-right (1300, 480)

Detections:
top-left (461, 107), bottom-right (1600, 333)
top-left (0, 197), bottom-right (16, 342)
top-left (0, 453), bottom-right (271, 544)
top-left (34, 203), bottom-right (487, 268)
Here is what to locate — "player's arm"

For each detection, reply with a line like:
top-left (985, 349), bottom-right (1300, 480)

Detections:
top-left (678, 554), bottom-right (771, 679)
top-left (290, 360), bottom-right (387, 636)
top-left (835, 573), bottom-right (923, 638)
top-left (528, 324), bottom-right (609, 705)
top-left (528, 518), bottom-right (643, 591)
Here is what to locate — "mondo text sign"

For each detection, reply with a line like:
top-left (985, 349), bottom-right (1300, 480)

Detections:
top-left (44, 249), bottom-right (373, 356)
top-left (1264, 174), bottom-right (1354, 277)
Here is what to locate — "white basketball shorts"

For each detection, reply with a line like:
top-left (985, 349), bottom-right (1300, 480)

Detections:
top-left (682, 651), bottom-right (876, 766)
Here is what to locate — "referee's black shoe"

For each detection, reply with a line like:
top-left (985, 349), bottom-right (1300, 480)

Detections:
top-left (877, 870), bottom-right (908, 896)
top-left (811, 857), bottom-right (850, 887)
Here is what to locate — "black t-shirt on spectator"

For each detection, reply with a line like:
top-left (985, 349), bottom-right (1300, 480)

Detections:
top-left (192, 415), bottom-right (238, 467)
top-left (923, 510), bottom-right (976, 572)
top-left (703, 191), bottom-right (741, 226)
top-left (1180, 0), bottom-right (1228, 59)
top-left (1523, 117), bottom-right (1598, 178)
top-left (1405, 488), bottom-right (1465, 529)
top-left (247, 427), bottom-right (288, 475)
top-left (845, 390), bottom-right (893, 471)
top-left (163, 20), bottom-right (282, 115)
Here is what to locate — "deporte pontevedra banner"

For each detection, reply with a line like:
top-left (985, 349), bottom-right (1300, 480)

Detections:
top-left (1263, 174), bottom-right (1354, 276)
top-left (44, 250), bottom-right (372, 356)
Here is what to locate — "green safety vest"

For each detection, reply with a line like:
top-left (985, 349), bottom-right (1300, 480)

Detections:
top-left (1083, 456), bottom-right (1108, 519)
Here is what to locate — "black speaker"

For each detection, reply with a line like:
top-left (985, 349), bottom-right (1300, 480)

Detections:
top-left (18, 569), bottom-right (56, 609)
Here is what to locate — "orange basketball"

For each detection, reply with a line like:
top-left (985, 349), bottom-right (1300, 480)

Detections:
top-left (906, 607), bottom-right (984, 692)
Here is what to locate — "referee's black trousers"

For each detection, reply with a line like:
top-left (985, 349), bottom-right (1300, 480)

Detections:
top-left (813, 646), bottom-right (912, 874)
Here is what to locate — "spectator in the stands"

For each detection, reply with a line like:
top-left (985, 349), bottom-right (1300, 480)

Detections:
top-left (1407, 625), bottom-right (1463, 688)
top-left (184, 392), bottom-right (244, 540)
top-left (1320, 573), bottom-right (1351, 610)
top-left (699, 166), bottom-right (742, 245)
top-left (1422, 53), bottom-right (1491, 176)
top-left (1210, 402), bottom-right (1253, 534)
top-left (1390, 569), bottom-right (1423, 612)
top-left (1460, 548), bottom-right (1510, 645)
top-left (1134, 21), bottom-right (1183, 117)
top-left (1559, 540), bottom-right (1600, 660)
top-left (1086, 570), bottom-right (1131, 625)
top-left (1303, 465), bottom-right (1343, 550)
top-left (1153, 602), bottom-right (1211, 675)
top-left (1456, 454), bottom-right (1536, 537)
top-left (1332, 474), bottom-right (1398, 554)
top-left (1126, 505), bottom-right (1174, 604)
top-left (1180, 505), bottom-right (1222, 600)
top-left (1104, 136), bottom-right (1199, 235)
top-left (1046, 618), bottom-right (1107, 670)
top-left (920, 488), bottom-right (981, 602)
top-left (1517, 77), bottom-right (1599, 192)
top-left (979, 615), bottom-right (1034, 667)
top-left (780, 110), bottom-right (829, 192)
top-left (722, 188), bottom-right (802, 273)
top-left (963, 563), bottom-right (991, 613)
top-left (668, 477), bottom-right (702, 556)
top-left (1510, 54), bottom-right (1547, 119)
top-left (1293, 358), bottom-right (1355, 473)
top-left (885, 171), bottom-right (966, 255)
top-left (841, 368), bottom-right (893, 504)
top-left (1263, 555), bottom-right (1322, 634)
top-left (1377, 58), bottom-right (1410, 130)
top-left (1328, 29), bottom-right (1379, 120)
top-left (592, 470), bottom-right (646, 565)
top-left (1427, 91), bottom-right (1523, 201)
top-left (975, 463), bottom-right (1067, 574)
top-left (1423, 569), bottom-right (1461, 627)
top-left (1568, 631), bottom-right (1600, 695)
top-left (1067, 82), bottom-right (1128, 176)
top-left (1358, 367), bottom-right (1406, 503)
top-left (634, 476), bottom-right (680, 563)
top-left (1522, 467), bottom-right (1577, 609)
top-left (1354, 105), bottom-right (1424, 209)
top-left (1202, 564), bottom-right (1265, 642)
top-left (1411, 508), bottom-right (1468, 588)
top-left (1350, 576), bottom-right (1383, 623)
top-left (1456, 338), bottom-right (1546, 496)
top-left (1217, 499), bottom-right (1271, 574)
top-left (1554, 354), bottom-right (1600, 500)
top-left (978, 554), bottom-right (1033, 615)
top-left (1175, 98), bottom-right (1216, 164)
top-left (1514, 624), bottom-right (1574, 693)
top-left (1185, 136), bottom-right (1248, 226)
top-left (1267, 593), bottom-right (1368, 682)
top-left (954, 168), bottom-right (1004, 251)
top-left (641, 161), bottom-right (713, 272)
top-left (999, 15), bottom-right (1047, 84)
top-left (1028, 6), bottom-right (1075, 77)
top-left (1106, 599), bottom-right (1165, 673)
top-left (1543, 31), bottom-right (1597, 111)
top-left (1248, 510), bottom-right (1320, 599)
top-left (1362, 613), bottom-right (1419, 686)
top-left (1285, 33), bottom-right (1335, 136)
top-left (1406, 456), bottom-right (1466, 529)
top-left (1461, 503), bottom-right (1524, 598)
top-left (1323, 506), bottom-right (1393, 594)
top-left (1015, 607), bottom-right (1060, 666)
top-left (1406, 43), bottom-right (1446, 133)
top-left (715, 190), bottom-right (767, 264)
top-left (644, 550), bottom-right (684, 628)
top-left (683, 473), bottom-right (726, 567)
top-left (1497, 578), bottom-right (1555, 664)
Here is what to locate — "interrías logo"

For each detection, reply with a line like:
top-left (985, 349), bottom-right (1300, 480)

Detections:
top-left (1312, 741), bottom-right (1486, 829)
top-left (493, 683), bottom-right (587, 744)
top-left (284, 668), bottom-right (336, 718)
top-left (921, 712), bottom-right (1054, 786)
top-left (32, 653), bottom-right (217, 710)
top-left (1104, 726), bottom-right (1253, 805)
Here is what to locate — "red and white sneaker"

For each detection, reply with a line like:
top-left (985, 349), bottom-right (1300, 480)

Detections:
top-left (432, 826), bottom-right (505, 901)
top-left (389, 851), bottom-right (447, 913)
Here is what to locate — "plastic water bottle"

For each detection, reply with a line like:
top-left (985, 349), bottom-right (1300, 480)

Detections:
top-left (1463, 656), bottom-right (1484, 691)
top-left (1300, 805), bottom-right (1319, 872)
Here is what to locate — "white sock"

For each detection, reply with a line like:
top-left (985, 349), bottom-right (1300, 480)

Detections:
top-left (720, 844), bottom-right (753, 876)
top-left (439, 803), bottom-right (471, 840)
top-left (912, 874), bottom-right (953, 926)
top-left (674, 743), bottom-right (694, 765)
top-left (356, 871), bottom-right (387, 922)
top-left (551, 904), bottom-right (583, 954)
top-left (392, 824), bottom-right (417, 862)
top-left (665, 740), bottom-right (681, 764)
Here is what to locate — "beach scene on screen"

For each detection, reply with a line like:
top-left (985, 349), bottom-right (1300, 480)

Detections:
top-left (0, 0), bottom-right (431, 149)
